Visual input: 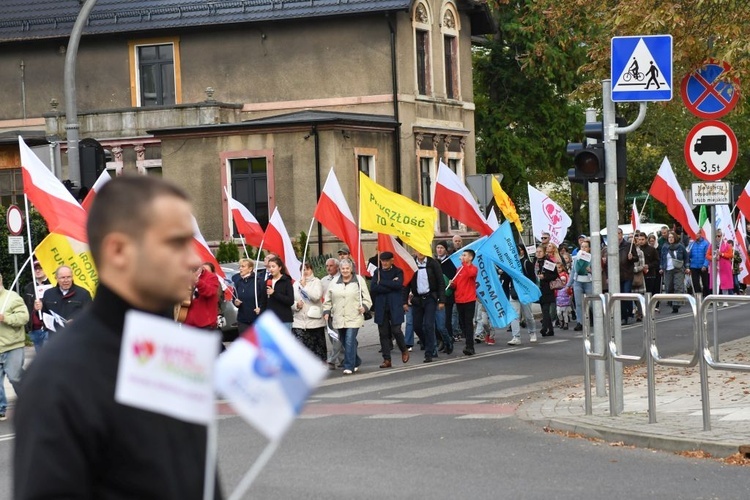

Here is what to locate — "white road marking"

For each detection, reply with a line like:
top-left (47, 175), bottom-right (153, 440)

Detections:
top-left (389, 374), bottom-right (528, 399)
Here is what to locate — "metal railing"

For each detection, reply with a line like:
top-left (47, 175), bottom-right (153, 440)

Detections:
top-left (582, 292), bottom-right (750, 431)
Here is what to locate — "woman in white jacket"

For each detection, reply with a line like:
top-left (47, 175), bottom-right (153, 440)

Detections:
top-left (292, 262), bottom-right (327, 362)
top-left (323, 259), bottom-right (372, 375)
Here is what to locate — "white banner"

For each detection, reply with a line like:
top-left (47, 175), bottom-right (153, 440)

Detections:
top-left (528, 184), bottom-right (571, 246)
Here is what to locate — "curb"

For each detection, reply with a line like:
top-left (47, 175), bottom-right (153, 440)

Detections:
top-left (525, 416), bottom-right (741, 458)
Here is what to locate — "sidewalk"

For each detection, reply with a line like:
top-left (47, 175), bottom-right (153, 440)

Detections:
top-left (516, 335), bottom-right (750, 458)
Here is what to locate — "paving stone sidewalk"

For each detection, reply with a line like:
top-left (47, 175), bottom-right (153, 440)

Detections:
top-left (516, 335), bottom-right (750, 458)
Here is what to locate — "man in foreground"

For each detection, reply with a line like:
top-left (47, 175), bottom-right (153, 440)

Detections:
top-left (14, 176), bottom-right (222, 499)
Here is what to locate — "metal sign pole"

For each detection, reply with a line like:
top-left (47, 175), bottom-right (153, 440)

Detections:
top-left (711, 203), bottom-right (720, 361)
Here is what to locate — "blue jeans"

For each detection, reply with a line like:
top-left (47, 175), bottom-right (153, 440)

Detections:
top-left (434, 307), bottom-right (452, 350)
top-left (404, 306), bottom-right (414, 347)
top-left (338, 328), bottom-right (361, 371)
top-left (573, 281), bottom-right (593, 325)
top-left (0, 347), bottom-right (24, 413)
top-left (29, 329), bottom-right (48, 353)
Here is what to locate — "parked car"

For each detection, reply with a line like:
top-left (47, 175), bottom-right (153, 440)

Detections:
top-left (219, 261), bottom-right (265, 342)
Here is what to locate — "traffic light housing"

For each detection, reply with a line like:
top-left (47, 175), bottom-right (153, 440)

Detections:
top-left (566, 119), bottom-right (627, 184)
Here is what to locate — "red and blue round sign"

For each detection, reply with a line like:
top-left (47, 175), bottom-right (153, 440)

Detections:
top-left (681, 60), bottom-right (739, 119)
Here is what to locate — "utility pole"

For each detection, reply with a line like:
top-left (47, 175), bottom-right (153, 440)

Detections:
top-left (64, 0), bottom-right (99, 190)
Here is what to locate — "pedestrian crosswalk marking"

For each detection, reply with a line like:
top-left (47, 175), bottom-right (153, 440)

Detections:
top-left (388, 374), bottom-right (528, 399)
top-left (317, 373), bottom-right (454, 399)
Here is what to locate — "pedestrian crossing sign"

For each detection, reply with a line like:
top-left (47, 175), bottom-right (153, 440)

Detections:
top-left (611, 35), bottom-right (672, 102)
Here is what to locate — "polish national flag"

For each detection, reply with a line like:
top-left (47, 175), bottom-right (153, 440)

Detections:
top-left (377, 233), bottom-right (417, 286)
top-left (735, 180), bottom-right (750, 222)
top-left (630, 199), bottom-right (641, 233)
top-left (264, 208), bottom-right (302, 282)
top-left (648, 157), bottom-right (699, 239)
top-left (486, 207), bottom-right (500, 232)
top-left (81, 169), bottom-right (112, 212)
top-left (314, 169), bottom-right (368, 276)
top-left (19, 137), bottom-right (88, 242)
top-left (735, 214), bottom-right (750, 284)
top-left (225, 187), bottom-right (264, 248)
top-left (434, 162), bottom-right (493, 236)
top-left (191, 216), bottom-right (231, 299)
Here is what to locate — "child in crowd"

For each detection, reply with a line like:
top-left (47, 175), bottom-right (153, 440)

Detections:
top-left (555, 262), bottom-right (572, 330)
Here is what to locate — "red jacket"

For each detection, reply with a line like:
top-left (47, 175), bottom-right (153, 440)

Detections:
top-left (451, 262), bottom-right (478, 304)
top-left (184, 270), bottom-right (220, 329)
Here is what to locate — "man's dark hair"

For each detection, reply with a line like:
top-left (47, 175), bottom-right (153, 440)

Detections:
top-left (87, 176), bottom-right (190, 265)
top-left (463, 249), bottom-right (475, 259)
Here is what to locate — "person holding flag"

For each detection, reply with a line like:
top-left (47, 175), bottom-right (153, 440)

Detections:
top-left (370, 251), bottom-right (410, 368)
top-left (232, 258), bottom-right (265, 333)
top-left (687, 224), bottom-right (710, 296)
top-left (184, 262), bottom-right (221, 331)
top-left (449, 249), bottom-right (478, 356)
top-left (34, 266), bottom-right (92, 333)
top-left (407, 251), bottom-right (446, 362)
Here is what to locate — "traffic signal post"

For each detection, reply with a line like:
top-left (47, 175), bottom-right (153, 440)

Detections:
top-left (602, 79), bottom-right (647, 414)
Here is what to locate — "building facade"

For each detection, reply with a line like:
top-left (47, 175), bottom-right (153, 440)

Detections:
top-left (0, 0), bottom-right (494, 254)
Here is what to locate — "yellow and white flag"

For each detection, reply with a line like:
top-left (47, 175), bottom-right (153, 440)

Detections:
top-left (359, 172), bottom-right (435, 256)
top-left (492, 176), bottom-right (522, 232)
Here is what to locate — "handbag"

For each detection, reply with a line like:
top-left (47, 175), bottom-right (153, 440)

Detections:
top-left (307, 305), bottom-right (323, 319)
top-left (669, 249), bottom-right (684, 269)
top-left (632, 272), bottom-right (644, 288)
top-left (549, 278), bottom-right (565, 290)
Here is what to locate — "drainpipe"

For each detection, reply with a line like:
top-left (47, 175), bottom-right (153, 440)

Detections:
top-left (312, 125), bottom-right (323, 255)
top-left (64, 0), bottom-right (98, 189)
top-left (387, 14), bottom-right (402, 194)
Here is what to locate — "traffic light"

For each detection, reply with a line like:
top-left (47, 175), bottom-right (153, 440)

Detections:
top-left (566, 119), bottom-right (627, 183)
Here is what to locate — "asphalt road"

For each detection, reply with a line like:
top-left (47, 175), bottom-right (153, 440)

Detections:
top-left (2, 304), bottom-right (749, 499)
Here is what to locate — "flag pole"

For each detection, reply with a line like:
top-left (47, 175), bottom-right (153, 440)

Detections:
top-left (23, 194), bottom-right (42, 317)
top-left (239, 235), bottom-right (250, 260)
top-left (254, 235), bottom-right (266, 311)
top-left (1, 255), bottom-right (32, 313)
top-left (228, 439), bottom-right (281, 500)
top-left (300, 217), bottom-right (315, 276)
top-left (202, 412), bottom-right (218, 500)
top-left (639, 194), bottom-right (650, 219)
top-left (357, 198), bottom-right (363, 306)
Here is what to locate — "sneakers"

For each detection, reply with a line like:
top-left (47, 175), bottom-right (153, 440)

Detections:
top-left (574, 323), bottom-right (583, 332)
top-left (507, 337), bottom-right (522, 346)
top-left (343, 369), bottom-right (353, 375)
top-left (529, 333), bottom-right (538, 343)
top-left (0, 412), bottom-right (6, 421)
top-left (485, 336), bottom-right (496, 345)
top-left (723, 302), bottom-right (730, 308)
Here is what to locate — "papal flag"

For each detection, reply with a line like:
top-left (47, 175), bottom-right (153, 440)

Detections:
top-left (359, 172), bottom-right (435, 256)
top-left (492, 176), bottom-right (523, 232)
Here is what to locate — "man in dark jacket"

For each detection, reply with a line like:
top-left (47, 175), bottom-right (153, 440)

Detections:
top-left (434, 240), bottom-right (456, 352)
top-left (618, 228), bottom-right (636, 325)
top-left (14, 176), bottom-right (222, 499)
top-left (370, 252), bottom-right (409, 368)
top-left (23, 260), bottom-right (51, 352)
top-left (408, 251), bottom-right (446, 363)
top-left (34, 265), bottom-right (92, 332)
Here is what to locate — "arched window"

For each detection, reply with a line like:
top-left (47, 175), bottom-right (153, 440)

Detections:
top-left (440, 3), bottom-right (460, 100)
top-left (412, 1), bottom-right (433, 96)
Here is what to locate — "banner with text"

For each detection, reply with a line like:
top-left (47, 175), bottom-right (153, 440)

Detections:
top-left (359, 172), bottom-right (436, 256)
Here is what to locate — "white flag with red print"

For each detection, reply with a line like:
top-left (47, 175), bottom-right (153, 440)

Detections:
top-left (81, 169), bottom-right (112, 212)
top-left (527, 184), bottom-right (571, 246)
top-left (225, 187), bottom-right (264, 247)
top-left (314, 169), bottom-right (368, 276)
top-left (630, 199), bottom-right (641, 233)
top-left (735, 180), bottom-right (750, 222)
top-left (434, 162), bottom-right (493, 236)
top-left (377, 233), bottom-right (418, 286)
top-left (19, 136), bottom-right (88, 242)
top-left (264, 208), bottom-right (302, 282)
top-left (648, 157), bottom-right (699, 239)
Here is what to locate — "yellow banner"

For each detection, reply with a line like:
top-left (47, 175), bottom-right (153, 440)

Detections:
top-left (359, 172), bottom-right (435, 256)
top-left (35, 233), bottom-right (98, 297)
top-left (492, 176), bottom-right (523, 232)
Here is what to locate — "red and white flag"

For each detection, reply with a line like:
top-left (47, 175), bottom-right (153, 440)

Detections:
top-left (191, 216), bottom-right (232, 299)
top-left (313, 169), bottom-right (368, 275)
top-left (19, 137), bottom-right (88, 242)
top-left (377, 233), bottom-right (417, 286)
top-left (486, 207), bottom-right (500, 232)
top-left (735, 214), bottom-right (750, 285)
top-left (264, 208), bottom-right (302, 282)
top-left (434, 161), bottom-right (493, 236)
top-left (648, 157), bottom-right (699, 239)
top-left (630, 199), bottom-right (641, 233)
top-left (81, 169), bottom-right (112, 212)
top-left (224, 187), bottom-right (264, 248)
top-left (735, 179), bottom-right (750, 222)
